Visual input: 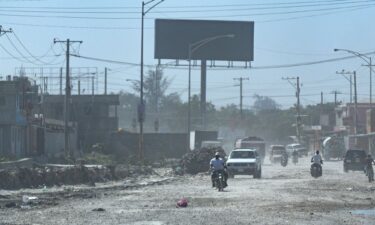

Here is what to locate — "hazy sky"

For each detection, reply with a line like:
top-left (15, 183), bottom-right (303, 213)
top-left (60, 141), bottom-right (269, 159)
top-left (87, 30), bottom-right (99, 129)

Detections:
top-left (0, 0), bottom-right (374, 108)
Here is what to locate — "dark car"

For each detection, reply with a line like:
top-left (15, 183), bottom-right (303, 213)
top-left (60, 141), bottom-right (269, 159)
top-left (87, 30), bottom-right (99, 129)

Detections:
top-left (269, 145), bottom-right (287, 163)
top-left (343, 149), bottom-right (367, 172)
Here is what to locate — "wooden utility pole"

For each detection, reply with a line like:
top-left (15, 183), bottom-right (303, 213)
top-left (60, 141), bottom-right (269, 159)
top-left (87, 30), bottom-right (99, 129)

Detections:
top-left (331, 90), bottom-right (342, 105)
top-left (104, 67), bottom-right (108, 95)
top-left (53, 38), bottom-right (83, 160)
top-left (282, 76), bottom-right (302, 143)
top-left (336, 70), bottom-right (354, 104)
top-left (233, 77), bottom-right (249, 119)
top-left (354, 71), bottom-right (358, 135)
top-left (0, 26), bottom-right (12, 37)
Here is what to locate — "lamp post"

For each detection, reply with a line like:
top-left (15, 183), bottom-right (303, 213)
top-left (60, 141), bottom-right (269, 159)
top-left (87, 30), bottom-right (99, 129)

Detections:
top-left (187, 34), bottom-right (235, 151)
top-left (139, 0), bottom-right (164, 163)
top-left (334, 48), bottom-right (373, 108)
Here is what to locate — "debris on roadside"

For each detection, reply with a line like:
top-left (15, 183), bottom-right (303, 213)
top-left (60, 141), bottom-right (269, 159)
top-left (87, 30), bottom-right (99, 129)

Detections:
top-left (5, 202), bottom-right (17, 208)
top-left (179, 147), bottom-right (226, 175)
top-left (0, 164), bottom-right (155, 190)
top-left (92, 208), bottom-right (106, 212)
top-left (176, 198), bottom-right (188, 208)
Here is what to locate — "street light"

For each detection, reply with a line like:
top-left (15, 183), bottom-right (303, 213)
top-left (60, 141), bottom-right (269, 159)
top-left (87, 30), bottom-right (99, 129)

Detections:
top-left (334, 48), bottom-right (373, 107)
top-left (187, 34), bottom-right (235, 151)
top-left (139, 0), bottom-right (164, 163)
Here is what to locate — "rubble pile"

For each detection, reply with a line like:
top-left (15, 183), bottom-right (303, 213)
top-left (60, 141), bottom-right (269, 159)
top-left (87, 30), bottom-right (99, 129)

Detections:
top-left (0, 165), bottom-right (154, 190)
top-left (179, 147), bottom-right (226, 175)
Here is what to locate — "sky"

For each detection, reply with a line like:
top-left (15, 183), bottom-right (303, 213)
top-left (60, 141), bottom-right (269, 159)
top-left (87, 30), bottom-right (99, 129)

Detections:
top-left (0, 0), bottom-right (375, 109)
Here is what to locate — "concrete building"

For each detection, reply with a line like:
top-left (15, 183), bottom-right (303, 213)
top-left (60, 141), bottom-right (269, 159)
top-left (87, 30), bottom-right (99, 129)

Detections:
top-left (0, 76), bottom-right (38, 157)
top-left (43, 95), bottom-right (119, 151)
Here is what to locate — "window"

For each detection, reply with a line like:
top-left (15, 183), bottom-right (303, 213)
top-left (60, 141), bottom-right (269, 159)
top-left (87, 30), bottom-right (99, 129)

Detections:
top-left (230, 151), bottom-right (255, 159)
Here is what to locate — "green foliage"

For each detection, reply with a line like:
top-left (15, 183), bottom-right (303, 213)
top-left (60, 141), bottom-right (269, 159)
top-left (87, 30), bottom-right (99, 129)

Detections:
top-left (83, 152), bottom-right (117, 165)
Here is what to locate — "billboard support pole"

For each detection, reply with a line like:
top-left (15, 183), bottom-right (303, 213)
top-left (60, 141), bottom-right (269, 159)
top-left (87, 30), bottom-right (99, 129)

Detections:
top-left (187, 34), bottom-right (235, 151)
top-left (201, 60), bottom-right (207, 130)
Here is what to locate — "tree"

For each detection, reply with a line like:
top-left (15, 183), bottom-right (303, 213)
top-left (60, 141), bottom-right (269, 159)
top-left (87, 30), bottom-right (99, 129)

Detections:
top-left (131, 67), bottom-right (172, 113)
top-left (253, 94), bottom-right (280, 112)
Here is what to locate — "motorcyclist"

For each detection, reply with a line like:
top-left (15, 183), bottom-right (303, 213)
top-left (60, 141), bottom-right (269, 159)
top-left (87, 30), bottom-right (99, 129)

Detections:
top-left (311, 150), bottom-right (323, 174)
top-left (210, 152), bottom-right (228, 188)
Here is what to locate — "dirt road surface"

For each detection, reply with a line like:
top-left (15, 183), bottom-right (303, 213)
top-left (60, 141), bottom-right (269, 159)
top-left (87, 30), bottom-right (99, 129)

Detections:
top-left (1, 158), bottom-right (374, 225)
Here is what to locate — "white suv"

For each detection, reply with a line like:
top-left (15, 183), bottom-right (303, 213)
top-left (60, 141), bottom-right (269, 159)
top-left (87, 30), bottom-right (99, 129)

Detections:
top-left (226, 149), bottom-right (262, 178)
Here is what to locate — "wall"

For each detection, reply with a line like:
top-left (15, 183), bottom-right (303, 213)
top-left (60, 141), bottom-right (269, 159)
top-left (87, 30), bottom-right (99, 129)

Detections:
top-left (109, 132), bottom-right (188, 161)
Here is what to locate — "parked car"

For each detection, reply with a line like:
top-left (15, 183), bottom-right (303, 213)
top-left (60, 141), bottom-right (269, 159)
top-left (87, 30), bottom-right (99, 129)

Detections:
top-left (226, 149), bottom-right (262, 178)
top-left (343, 149), bottom-right (367, 172)
top-left (269, 145), bottom-right (287, 163)
top-left (286, 143), bottom-right (308, 157)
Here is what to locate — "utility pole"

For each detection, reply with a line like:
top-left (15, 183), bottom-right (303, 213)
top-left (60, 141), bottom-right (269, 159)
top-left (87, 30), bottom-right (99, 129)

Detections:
top-left (0, 26), bottom-right (12, 37)
top-left (321, 92), bottom-right (324, 105)
top-left (53, 38), bottom-right (83, 160)
top-left (78, 80), bottom-right (81, 95)
top-left (354, 71), bottom-right (358, 135)
top-left (91, 76), bottom-right (95, 96)
top-left (233, 77), bottom-right (249, 119)
top-left (336, 70), bottom-right (354, 104)
top-left (139, 0), bottom-right (164, 162)
top-left (104, 67), bottom-right (107, 95)
top-left (362, 58), bottom-right (374, 107)
top-left (282, 76), bottom-right (302, 143)
top-left (60, 67), bottom-right (63, 95)
top-left (330, 90), bottom-right (342, 105)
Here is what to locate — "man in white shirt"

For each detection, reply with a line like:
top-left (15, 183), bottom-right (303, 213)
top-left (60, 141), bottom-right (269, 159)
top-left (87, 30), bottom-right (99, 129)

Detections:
top-left (311, 150), bottom-right (323, 174)
top-left (210, 152), bottom-right (227, 187)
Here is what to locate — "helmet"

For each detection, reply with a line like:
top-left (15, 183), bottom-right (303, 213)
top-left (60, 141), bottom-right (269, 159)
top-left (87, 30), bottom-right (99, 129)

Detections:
top-left (368, 154), bottom-right (372, 157)
top-left (316, 150), bottom-right (320, 155)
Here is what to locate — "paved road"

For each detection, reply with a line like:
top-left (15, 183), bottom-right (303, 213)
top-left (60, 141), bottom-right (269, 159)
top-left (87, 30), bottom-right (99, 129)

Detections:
top-left (1, 158), bottom-right (374, 225)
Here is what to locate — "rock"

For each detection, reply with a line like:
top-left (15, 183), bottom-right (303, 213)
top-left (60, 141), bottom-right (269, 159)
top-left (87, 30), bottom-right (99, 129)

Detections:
top-left (92, 208), bottom-right (105, 212)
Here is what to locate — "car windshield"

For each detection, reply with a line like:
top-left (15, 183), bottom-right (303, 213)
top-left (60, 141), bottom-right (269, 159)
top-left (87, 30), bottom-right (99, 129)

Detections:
top-left (230, 151), bottom-right (255, 159)
top-left (346, 150), bottom-right (366, 159)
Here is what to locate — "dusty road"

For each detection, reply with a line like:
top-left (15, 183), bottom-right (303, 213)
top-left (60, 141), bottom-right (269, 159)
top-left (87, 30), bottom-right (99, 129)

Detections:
top-left (1, 158), bottom-right (374, 225)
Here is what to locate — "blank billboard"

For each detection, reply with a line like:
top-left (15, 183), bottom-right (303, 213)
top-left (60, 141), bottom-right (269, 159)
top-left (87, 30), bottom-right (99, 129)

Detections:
top-left (154, 19), bottom-right (254, 62)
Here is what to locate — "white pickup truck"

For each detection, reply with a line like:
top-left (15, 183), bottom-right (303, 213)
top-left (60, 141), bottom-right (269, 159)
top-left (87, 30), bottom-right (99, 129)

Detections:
top-left (226, 149), bottom-right (262, 178)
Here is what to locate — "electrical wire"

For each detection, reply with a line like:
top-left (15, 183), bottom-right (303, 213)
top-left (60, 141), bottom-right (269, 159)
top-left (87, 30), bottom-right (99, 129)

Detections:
top-left (0, 0), bottom-right (373, 14)
top-left (0, 0), bottom-right (365, 10)
top-left (10, 32), bottom-right (63, 65)
top-left (71, 51), bottom-right (375, 70)
top-left (0, 2), bottom-right (374, 20)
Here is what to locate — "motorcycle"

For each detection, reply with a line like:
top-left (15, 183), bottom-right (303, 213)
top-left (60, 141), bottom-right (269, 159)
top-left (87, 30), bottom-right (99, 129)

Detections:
top-left (281, 154), bottom-right (288, 167)
top-left (213, 170), bottom-right (226, 192)
top-left (365, 165), bottom-right (374, 182)
top-left (310, 163), bottom-right (322, 178)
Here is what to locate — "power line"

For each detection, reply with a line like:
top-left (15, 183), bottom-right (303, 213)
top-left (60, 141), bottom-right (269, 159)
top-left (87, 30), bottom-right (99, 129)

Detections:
top-left (71, 51), bottom-right (375, 70)
top-left (0, 0), bottom-right (372, 14)
top-left (10, 32), bottom-right (62, 65)
top-left (0, 0), bottom-right (366, 10)
top-left (0, 2), bottom-right (374, 20)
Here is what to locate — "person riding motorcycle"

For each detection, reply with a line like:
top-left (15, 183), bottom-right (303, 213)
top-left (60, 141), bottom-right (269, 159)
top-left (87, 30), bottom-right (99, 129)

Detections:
top-left (311, 150), bottom-right (323, 175)
top-left (210, 152), bottom-right (228, 188)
